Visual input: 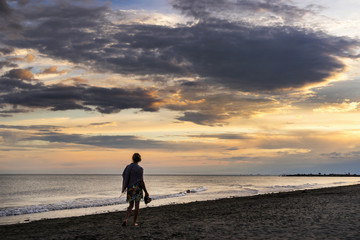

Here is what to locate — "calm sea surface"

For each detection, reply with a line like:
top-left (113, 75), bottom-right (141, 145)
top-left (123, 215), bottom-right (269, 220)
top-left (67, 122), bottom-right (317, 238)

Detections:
top-left (0, 174), bottom-right (359, 225)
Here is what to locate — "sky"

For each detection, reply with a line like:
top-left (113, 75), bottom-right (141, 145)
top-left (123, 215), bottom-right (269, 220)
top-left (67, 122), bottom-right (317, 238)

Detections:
top-left (0, 0), bottom-right (360, 175)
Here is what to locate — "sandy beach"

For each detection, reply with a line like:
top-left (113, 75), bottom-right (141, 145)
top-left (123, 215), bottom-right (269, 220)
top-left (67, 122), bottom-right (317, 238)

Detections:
top-left (1, 184), bottom-right (359, 239)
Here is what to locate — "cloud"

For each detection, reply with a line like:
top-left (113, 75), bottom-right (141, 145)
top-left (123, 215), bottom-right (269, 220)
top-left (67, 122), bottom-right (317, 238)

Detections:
top-left (0, 47), bottom-right (14, 55)
top-left (0, 130), bottom-right (214, 151)
top-left (217, 156), bottom-right (252, 163)
top-left (1, 0), bottom-right (359, 126)
top-left (24, 132), bottom-right (165, 149)
top-left (0, 124), bottom-right (60, 131)
top-left (0, 0), bottom-right (22, 33)
top-left (89, 122), bottom-right (113, 126)
top-left (189, 133), bottom-right (251, 140)
top-left (59, 77), bottom-right (88, 85)
top-left (171, 0), bottom-right (318, 24)
top-left (0, 108), bottom-right (28, 117)
top-left (320, 151), bottom-right (360, 160)
top-left (0, 60), bottom-right (17, 69)
top-left (0, 72), bottom-right (161, 115)
top-left (9, 54), bottom-right (35, 62)
top-left (93, 23), bottom-right (358, 91)
top-left (177, 112), bottom-right (229, 126)
top-left (313, 101), bottom-right (360, 113)
top-left (24, 54), bottom-right (34, 62)
top-left (0, 0), bottom-right (11, 15)
top-left (40, 66), bottom-right (66, 75)
top-left (314, 80), bottom-right (360, 103)
top-left (164, 81), bottom-right (281, 125)
top-left (2, 0), bottom-right (357, 93)
top-left (6, 68), bottom-right (34, 80)
top-left (295, 79), bottom-right (360, 112)
top-left (0, 72), bottom-right (40, 92)
top-left (254, 130), bottom-right (358, 154)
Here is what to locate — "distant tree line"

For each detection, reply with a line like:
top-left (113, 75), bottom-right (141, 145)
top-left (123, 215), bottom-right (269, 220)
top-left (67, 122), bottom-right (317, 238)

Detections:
top-left (282, 173), bottom-right (359, 177)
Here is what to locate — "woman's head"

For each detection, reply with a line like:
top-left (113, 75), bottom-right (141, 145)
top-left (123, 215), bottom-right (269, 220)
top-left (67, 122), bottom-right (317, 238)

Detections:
top-left (132, 153), bottom-right (141, 163)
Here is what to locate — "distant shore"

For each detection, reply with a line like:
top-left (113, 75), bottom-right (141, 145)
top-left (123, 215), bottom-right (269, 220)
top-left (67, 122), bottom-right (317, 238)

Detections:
top-left (1, 184), bottom-right (360, 239)
top-left (283, 173), bottom-right (359, 177)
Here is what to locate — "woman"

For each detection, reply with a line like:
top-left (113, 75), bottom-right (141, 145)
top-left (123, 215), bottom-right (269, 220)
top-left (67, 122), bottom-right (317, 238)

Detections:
top-left (122, 153), bottom-right (149, 226)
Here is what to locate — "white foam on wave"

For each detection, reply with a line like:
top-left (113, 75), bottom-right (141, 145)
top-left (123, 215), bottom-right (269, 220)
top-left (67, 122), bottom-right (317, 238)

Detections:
top-left (0, 186), bottom-right (207, 217)
top-left (152, 186), bottom-right (207, 200)
top-left (332, 181), bottom-right (346, 185)
top-left (229, 184), bottom-right (254, 188)
top-left (265, 183), bottom-right (317, 190)
top-left (242, 188), bottom-right (259, 195)
top-left (189, 186), bottom-right (207, 193)
top-left (0, 197), bottom-right (127, 217)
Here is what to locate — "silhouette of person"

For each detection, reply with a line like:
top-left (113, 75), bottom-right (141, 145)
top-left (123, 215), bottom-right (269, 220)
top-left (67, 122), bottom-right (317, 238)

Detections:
top-left (122, 153), bottom-right (149, 226)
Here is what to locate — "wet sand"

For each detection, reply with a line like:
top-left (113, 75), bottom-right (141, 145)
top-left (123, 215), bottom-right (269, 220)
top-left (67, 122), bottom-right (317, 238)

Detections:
top-left (1, 184), bottom-right (360, 239)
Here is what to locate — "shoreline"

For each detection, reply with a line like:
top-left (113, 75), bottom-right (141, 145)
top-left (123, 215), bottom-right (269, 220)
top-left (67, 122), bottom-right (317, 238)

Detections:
top-left (1, 184), bottom-right (360, 239)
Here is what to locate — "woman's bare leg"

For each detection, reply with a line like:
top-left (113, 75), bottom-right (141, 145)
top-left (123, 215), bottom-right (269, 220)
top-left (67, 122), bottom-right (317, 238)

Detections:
top-left (123, 201), bottom-right (134, 226)
top-left (133, 201), bottom-right (140, 226)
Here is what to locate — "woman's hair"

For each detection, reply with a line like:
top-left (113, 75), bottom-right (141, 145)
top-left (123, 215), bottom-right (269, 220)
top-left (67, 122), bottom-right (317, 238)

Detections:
top-left (132, 153), bottom-right (141, 163)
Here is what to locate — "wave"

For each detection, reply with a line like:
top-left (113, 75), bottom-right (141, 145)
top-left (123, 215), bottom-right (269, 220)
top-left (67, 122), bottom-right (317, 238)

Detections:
top-left (264, 183), bottom-right (318, 190)
top-left (229, 184), bottom-right (254, 188)
top-left (0, 186), bottom-right (207, 217)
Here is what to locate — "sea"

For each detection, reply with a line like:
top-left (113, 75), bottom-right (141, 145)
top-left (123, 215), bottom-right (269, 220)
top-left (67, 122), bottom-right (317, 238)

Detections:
top-left (1, 174), bottom-right (359, 225)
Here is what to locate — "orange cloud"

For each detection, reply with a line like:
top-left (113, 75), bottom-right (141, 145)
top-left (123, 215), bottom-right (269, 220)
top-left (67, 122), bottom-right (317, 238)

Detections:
top-left (41, 66), bottom-right (67, 75)
top-left (25, 54), bottom-right (35, 62)
top-left (8, 68), bottom-right (34, 80)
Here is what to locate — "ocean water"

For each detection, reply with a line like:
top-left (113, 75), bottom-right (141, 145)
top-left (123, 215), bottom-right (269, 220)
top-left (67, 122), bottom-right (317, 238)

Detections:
top-left (0, 174), bottom-right (359, 225)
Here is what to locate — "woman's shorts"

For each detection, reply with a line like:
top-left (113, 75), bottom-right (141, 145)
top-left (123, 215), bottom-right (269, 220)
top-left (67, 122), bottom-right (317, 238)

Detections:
top-left (126, 181), bottom-right (143, 202)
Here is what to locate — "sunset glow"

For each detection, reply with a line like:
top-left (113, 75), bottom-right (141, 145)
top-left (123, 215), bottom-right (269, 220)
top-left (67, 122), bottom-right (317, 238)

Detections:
top-left (1, 0), bottom-right (360, 174)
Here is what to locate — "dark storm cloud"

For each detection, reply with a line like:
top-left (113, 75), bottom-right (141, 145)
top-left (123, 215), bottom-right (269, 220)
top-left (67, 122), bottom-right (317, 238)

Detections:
top-left (1, 0), bottom-right (113, 65)
top-left (182, 24), bottom-right (356, 91)
top-left (2, 0), bottom-right (358, 93)
top-left (55, 20), bottom-right (359, 91)
top-left (0, 60), bottom-right (17, 69)
top-left (0, 46), bottom-right (14, 55)
top-left (171, 0), bottom-right (317, 24)
top-left (0, 72), bottom-right (161, 115)
top-left (82, 86), bottom-right (160, 113)
top-left (0, 74), bottom-right (40, 92)
top-left (0, 0), bottom-right (11, 14)
top-left (0, 0), bottom-right (22, 33)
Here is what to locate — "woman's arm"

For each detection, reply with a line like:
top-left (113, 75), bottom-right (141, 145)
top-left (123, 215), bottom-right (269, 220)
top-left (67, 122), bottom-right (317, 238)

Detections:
top-left (140, 180), bottom-right (149, 196)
